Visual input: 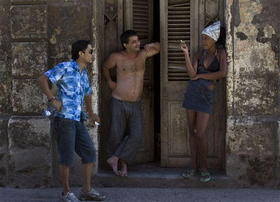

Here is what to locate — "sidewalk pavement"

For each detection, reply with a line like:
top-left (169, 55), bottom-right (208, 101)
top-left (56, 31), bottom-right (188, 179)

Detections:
top-left (0, 187), bottom-right (280, 202)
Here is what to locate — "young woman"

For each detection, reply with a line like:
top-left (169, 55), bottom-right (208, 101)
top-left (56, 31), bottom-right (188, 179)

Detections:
top-left (180, 21), bottom-right (227, 182)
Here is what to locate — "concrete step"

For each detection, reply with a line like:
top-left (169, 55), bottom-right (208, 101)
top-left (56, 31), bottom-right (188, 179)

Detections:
top-left (94, 164), bottom-right (238, 188)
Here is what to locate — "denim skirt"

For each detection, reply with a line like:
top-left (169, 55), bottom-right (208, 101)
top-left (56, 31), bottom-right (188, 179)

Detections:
top-left (182, 79), bottom-right (215, 114)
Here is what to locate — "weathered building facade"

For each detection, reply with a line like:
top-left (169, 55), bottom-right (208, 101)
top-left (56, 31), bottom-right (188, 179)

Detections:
top-left (0, 0), bottom-right (279, 187)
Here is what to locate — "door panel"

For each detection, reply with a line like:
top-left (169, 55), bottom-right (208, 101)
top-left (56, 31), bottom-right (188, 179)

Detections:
top-left (160, 0), bottom-right (192, 167)
top-left (160, 0), bottom-right (225, 169)
top-left (124, 0), bottom-right (154, 163)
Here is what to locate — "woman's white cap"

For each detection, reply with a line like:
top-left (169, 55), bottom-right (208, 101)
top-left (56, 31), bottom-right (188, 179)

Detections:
top-left (201, 21), bottom-right (220, 42)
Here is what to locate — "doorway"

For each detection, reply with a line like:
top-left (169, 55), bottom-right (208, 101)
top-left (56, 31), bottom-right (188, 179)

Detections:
top-left (153, 0), bottom-right (161, 163)
top-left (99, 0), bottom-right (226, 171)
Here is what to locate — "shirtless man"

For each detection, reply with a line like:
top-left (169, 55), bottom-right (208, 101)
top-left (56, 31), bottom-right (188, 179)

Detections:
top-left (103, 30), bottom-right (160, 176)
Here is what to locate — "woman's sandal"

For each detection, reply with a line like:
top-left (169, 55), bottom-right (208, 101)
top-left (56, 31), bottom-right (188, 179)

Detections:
top-left (200, 171), bottom-right (211, 182)
top-left (182, 168), bottom-right (196, 179)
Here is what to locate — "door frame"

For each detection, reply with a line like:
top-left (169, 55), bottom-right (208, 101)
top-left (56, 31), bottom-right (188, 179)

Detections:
top-left (95, 0), bottom-right (226, 170)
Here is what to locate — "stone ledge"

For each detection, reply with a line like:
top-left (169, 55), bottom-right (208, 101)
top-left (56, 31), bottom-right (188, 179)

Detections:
top-left (7, 116), bottom-right (52, 188)
top-left (94, 167), bottom-right (240, 188)
top-left (11, 0), bottom-right (47, 5)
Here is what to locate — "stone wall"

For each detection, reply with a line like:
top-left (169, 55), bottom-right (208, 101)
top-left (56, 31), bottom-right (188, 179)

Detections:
top-left (0, 0), bottom-right (99, 188)
top-left (225, 0), bottom-right (280, 186)
top-left (0, 0), bottom-right (12, 113)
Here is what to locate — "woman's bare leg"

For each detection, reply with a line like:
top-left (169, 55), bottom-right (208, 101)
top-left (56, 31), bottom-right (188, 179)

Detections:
top-left (186, 110), bottom-right (198, 170)
top-left (195, 112), bottom-right (210, 171)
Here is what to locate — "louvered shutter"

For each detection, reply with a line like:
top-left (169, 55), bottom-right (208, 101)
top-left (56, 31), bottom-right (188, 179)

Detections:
top-left (168, 0), bottom-right (191, 81)
top-left (132, 0), bottom-right (152, 46)
top-left (133, 0), bottom-right (150, 45)
top-left (130, 0), bottom-right (153, 81)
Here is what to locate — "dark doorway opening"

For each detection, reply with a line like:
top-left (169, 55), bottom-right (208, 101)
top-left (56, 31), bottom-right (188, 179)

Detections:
top-left (153, 0), bottom-right (161, 163)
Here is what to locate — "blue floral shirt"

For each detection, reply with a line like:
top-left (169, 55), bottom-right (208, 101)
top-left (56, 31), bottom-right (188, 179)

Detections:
top-left (44, 60), bottom-right (93, 121)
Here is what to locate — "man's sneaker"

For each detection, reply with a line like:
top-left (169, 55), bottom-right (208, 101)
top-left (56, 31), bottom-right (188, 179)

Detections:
top-left (79, 188), bottom-right (106, 201)
top-left (61, 192), bottom-right (80, 202)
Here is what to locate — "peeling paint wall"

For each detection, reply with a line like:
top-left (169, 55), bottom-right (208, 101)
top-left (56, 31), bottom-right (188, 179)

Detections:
top-left (226, 0), bottom-right (280, 186)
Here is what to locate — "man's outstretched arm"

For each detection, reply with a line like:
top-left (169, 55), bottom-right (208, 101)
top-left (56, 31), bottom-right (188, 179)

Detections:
top-left (144, 42), bottom-right (160, 58)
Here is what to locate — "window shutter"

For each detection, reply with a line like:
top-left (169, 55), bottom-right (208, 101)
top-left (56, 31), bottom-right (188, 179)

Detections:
top-left (168, 0), bottom-right (191, 81)
top-left (133, 0), bottom-right (150, 45)
top-left (131, 0), bottom-right (153, 81)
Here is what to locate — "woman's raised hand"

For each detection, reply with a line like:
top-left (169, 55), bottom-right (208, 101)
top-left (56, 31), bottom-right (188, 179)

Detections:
top-left (180, 40), bottom-right (189, 54)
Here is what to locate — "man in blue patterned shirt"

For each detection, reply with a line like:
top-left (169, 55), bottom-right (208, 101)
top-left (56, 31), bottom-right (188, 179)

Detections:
top-left (39, 40), bottom-right (105, 202)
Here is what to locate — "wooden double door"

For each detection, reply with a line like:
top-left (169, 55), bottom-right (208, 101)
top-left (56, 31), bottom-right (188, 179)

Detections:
top-left (100, 0), bottom-right (225, 169)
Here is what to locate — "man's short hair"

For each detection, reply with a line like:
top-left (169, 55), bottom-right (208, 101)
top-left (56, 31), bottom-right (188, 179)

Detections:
top-left (120, 30), bottom-right (138, 49)
top-left (71, 40), bottom-right (91, 60)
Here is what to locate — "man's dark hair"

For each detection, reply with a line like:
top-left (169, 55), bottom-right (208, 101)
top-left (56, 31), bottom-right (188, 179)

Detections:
top-left (71, 40), bottom-right (90, 60)
top-left (120, 30), bottom-right (138, 49)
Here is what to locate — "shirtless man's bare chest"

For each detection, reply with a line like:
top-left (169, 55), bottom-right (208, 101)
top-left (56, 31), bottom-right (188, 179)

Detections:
top-left (112, 52), bottom-right (146, 102)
